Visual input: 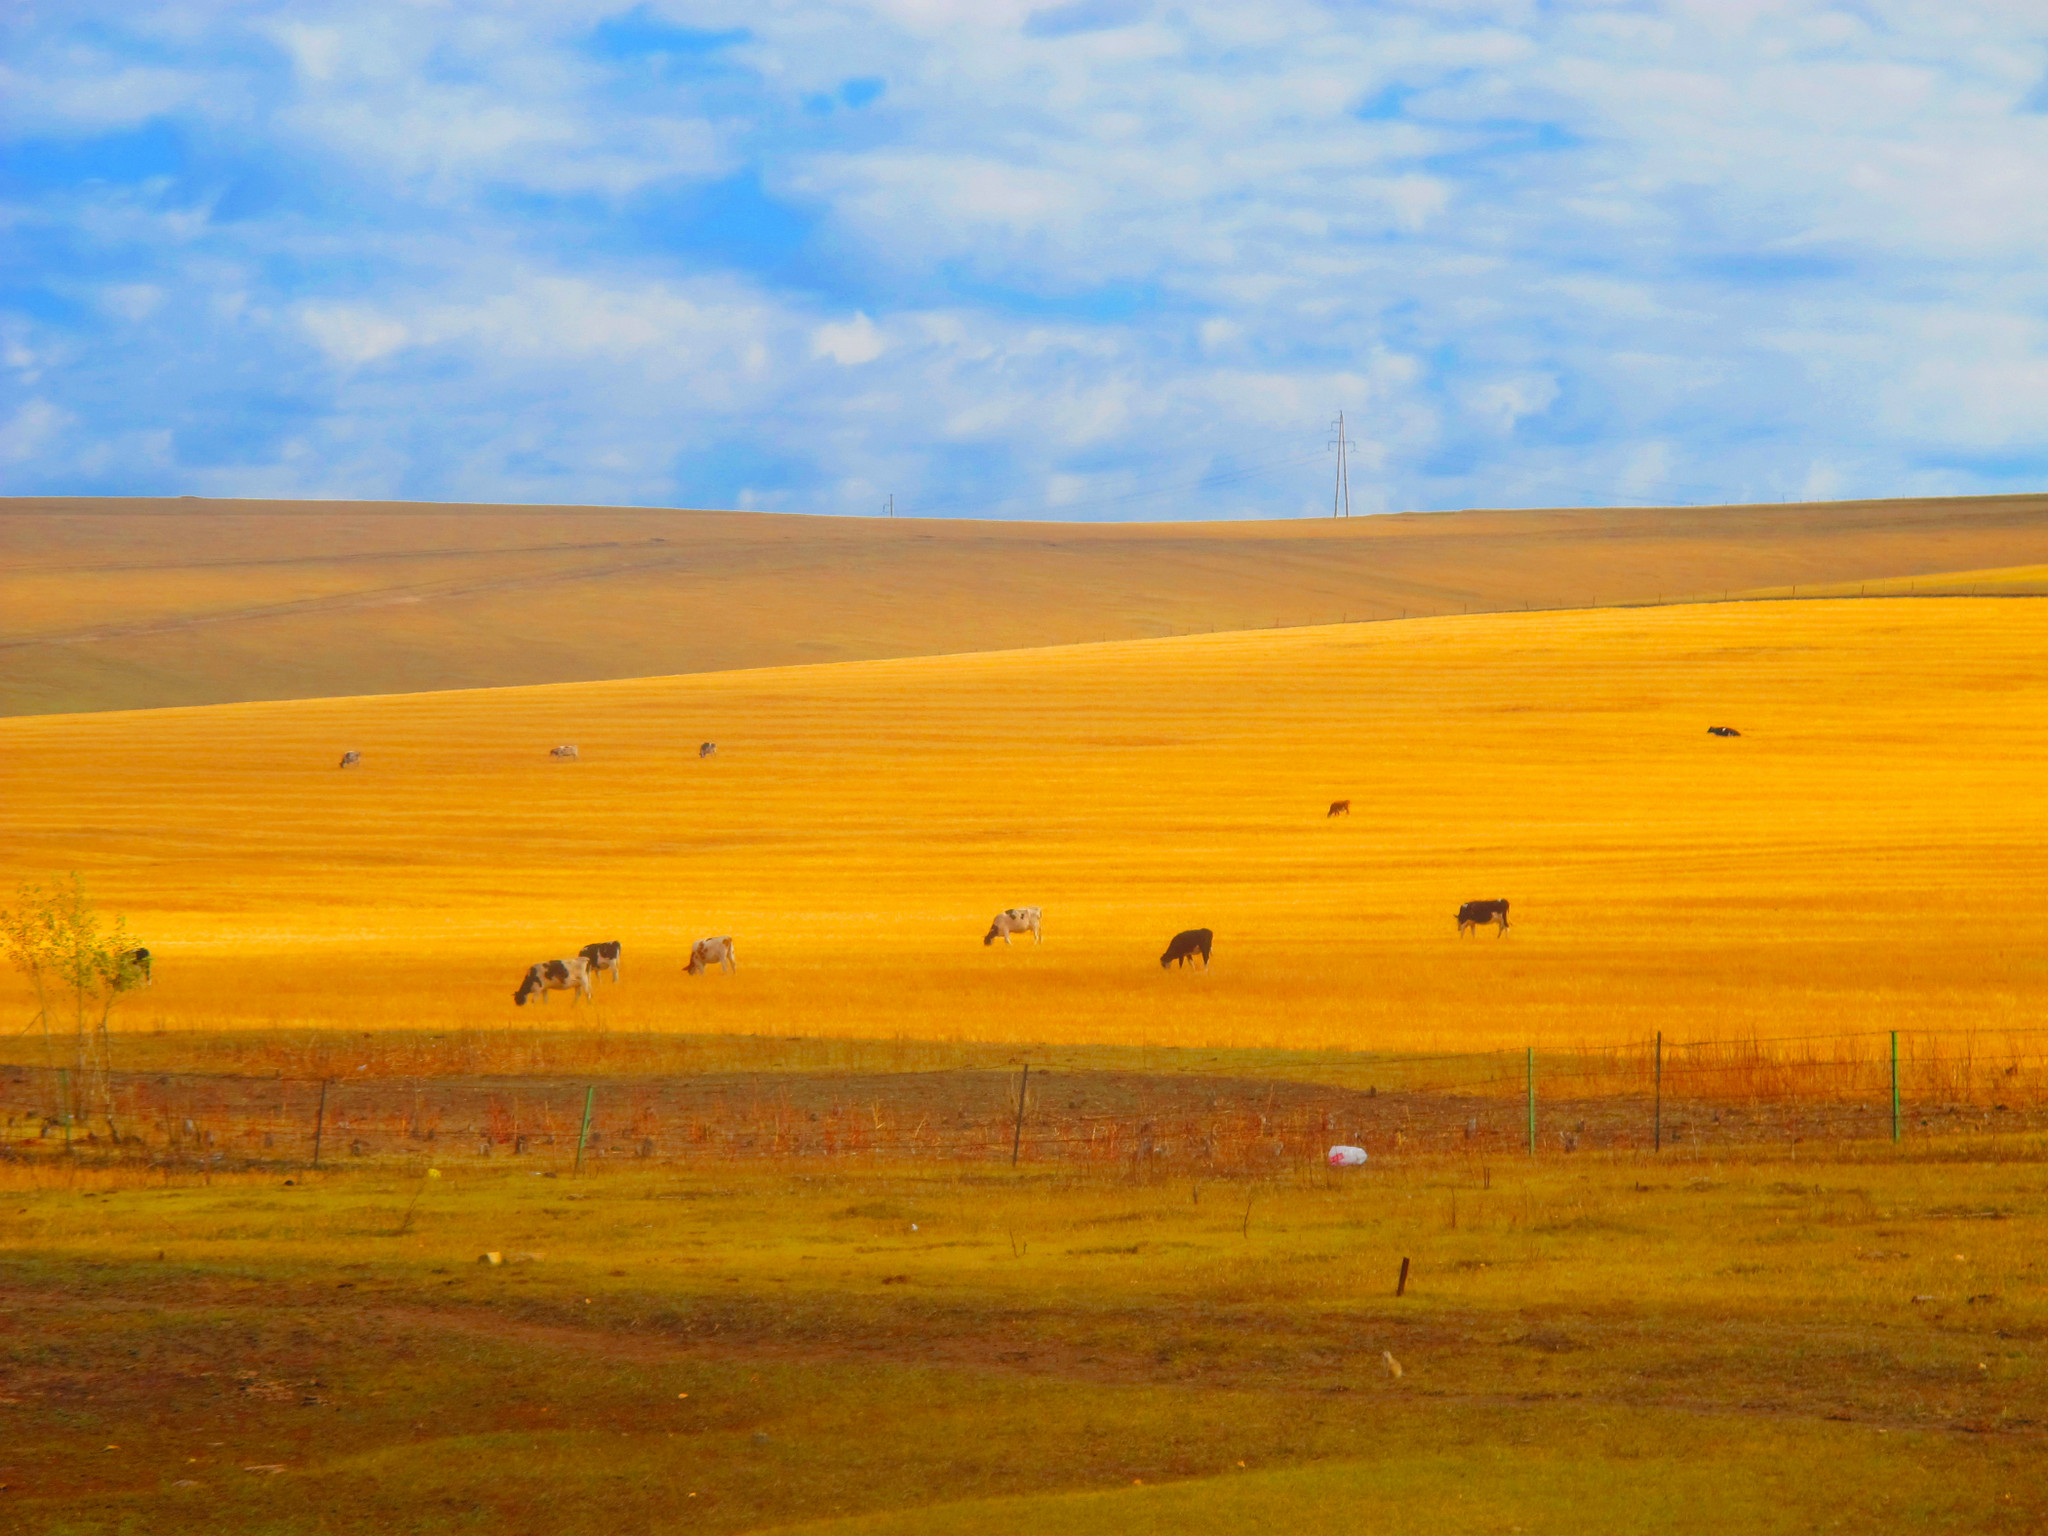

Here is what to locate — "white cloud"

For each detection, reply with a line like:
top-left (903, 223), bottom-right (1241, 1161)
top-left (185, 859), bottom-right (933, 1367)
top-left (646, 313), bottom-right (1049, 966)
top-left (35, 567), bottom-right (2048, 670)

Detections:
top-left (10, 0), bottom-right (2048, 513)
top-left (299, 305), bottom-right (412, 367)
top-left (0, 399), bottom-right (70, 464)
top-left (812, 312), bottom-right (888, 366)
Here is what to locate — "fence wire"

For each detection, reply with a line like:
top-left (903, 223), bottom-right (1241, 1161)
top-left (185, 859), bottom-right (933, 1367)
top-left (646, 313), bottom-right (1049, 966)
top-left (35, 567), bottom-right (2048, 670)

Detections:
top-left (5, 1031), bottom-right (2047, 1173)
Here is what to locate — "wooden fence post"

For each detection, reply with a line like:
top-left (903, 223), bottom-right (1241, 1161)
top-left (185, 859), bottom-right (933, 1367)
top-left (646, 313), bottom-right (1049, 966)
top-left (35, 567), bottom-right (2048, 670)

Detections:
top-left (1396, 1256), bottom-right (1410, 1297)
top-left (575, 1085), bottom-right (596, 1173)
top-left (311, 1079), bottom-right (329, 1169)
top-left (1653, 1032), bottom-right (1662, 1153)
top-left (1010, 1063), bottom-right (1029, 1167)
top-left (58, 1068), bottom-right (71, 1150)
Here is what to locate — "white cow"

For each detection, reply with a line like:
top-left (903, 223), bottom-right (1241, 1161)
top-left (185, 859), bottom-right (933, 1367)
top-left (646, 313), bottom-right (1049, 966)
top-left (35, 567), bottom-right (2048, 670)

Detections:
top-left (550, 744), bottom-right (579, 760)
top-left (513, 956), bottom-right (594, 1005)
top-left (686, 936), bottom-right (737, 976)
top-left (983, 907), bottom-right (1043, 947)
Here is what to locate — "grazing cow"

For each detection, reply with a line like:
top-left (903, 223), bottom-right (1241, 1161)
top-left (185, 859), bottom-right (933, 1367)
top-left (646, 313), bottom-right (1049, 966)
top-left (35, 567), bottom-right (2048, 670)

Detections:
top-left (1457, 899), bottom-right (1511, 937)
top-left (550, 744), bottom-right (579, 760)
top-left (1160, 928), bottom-right (1213, 970)
top-left (338, 751), bottom-right (361, 769)
top-left (699, 742), bottom-right (717, 759)
top-left (686, 936), bottom-right (737, 976)
top-left (1707, 725), bottom-right (1742, 738)
top-left (513, 957), bottom-right (594, 1006)
top-left (578, 940), bottom-right (622, 983)
top-left (983, 907), bottom-right (1043, 947)
top-left (1327, 799), bottom-right (1351, 818)
top-left (119, 947), bottom-right (151, 987)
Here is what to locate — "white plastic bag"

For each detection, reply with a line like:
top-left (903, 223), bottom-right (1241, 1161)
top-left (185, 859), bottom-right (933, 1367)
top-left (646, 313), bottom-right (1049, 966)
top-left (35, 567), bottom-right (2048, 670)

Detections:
top-left (1326, 1145), bottom-right (1368, 1167)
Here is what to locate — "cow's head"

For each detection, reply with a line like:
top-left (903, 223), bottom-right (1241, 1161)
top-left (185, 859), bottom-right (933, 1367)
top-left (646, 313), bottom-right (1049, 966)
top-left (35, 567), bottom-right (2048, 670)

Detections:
top-left (983, 924), bottom-right (1000, 946)
top-left (513, 967), bottom-right (539, 1005)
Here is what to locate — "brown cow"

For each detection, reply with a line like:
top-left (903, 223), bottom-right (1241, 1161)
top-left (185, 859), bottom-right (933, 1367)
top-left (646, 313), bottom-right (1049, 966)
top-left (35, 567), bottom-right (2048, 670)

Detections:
top-left (1456, 899), bottom-right (1510, 937)
top-left (1327, 799), bottom-right (1350, 817)
top-left (1160, 929), bottom-right (1212, 970)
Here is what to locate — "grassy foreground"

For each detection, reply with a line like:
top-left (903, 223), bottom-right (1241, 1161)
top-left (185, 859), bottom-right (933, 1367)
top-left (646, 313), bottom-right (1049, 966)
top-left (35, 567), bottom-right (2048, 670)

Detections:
top-left (3, 1145), bottom-right (2041, 1534)
top-left (7, 597), bottom-right (2048, 1054)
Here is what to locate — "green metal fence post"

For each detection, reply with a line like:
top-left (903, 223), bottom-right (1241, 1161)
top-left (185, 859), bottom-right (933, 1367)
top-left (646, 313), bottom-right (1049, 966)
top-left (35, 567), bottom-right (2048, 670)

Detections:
top-left (1890, 1031), bottom-right (1901, 1145)
top-left (575, 1085), bottom-right (596, 1173)
top-left (1526, 1048), bottom-right (1535, 1156)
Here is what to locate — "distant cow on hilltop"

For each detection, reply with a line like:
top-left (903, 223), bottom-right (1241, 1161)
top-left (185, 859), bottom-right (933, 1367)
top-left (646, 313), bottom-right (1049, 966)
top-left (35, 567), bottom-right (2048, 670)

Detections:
top-left (984, 907), bottom-right (1043, 947)
top-left (1160, 929), bottom-right (1212, 970)
top-left (1457, 899), bottom-right (1510, 937)
top-left (699, 742), bottom-right (717, 758)
top-left (1327, 799), bottom-right (1350, 817)
top-left (550, 744), bottom-right (579, 760)
top-left (338, 751), bottom-right (360, 768)
top-left (1707, 725), bottom-right (1742, 738)
top-left (514, 957), bottom-right (594, 1005)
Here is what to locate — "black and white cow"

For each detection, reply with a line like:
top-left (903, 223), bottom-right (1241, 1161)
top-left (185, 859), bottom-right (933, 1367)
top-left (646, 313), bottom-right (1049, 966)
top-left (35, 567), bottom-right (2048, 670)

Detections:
top-left (1456, 899), bottom-right (1511, 937)
top-left (983, 907), bottom-right (1043, 946)
top-left (699, 742), bottom-right (717, 759)
top-left (513, 956), bottom-right (594, 1005)
top-left (686, 937), bottom-right (737, 976)
top-left (578, 940), bottom-right (622, 982)
top-left (550, 744), bottom-right (579, 760)
top-left (119, 948), bottom-right (151, 987)
top-left (1160, 928), bottom-right (1213, 970)
top-left (338, 751), bottom-right (361, 769)
top-left (1707, 726), bottom-right (1742, 738)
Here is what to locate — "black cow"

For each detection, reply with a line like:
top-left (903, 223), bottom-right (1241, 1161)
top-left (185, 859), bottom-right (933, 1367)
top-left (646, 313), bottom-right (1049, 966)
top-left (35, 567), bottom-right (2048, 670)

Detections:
top-left (1707, 726), bottom-right (1742, 738)
top-left (120, 947), bottom-right (151, 986)
top-left (1456, 899), bottom-right (1510, 937)
top-left (1160, 928), bottom-right (1213, 970)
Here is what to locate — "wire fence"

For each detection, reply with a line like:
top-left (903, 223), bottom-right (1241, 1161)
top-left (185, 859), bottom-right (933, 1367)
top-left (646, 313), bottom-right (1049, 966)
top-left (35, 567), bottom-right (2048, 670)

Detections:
top-left (6, 1029), bottom-right (2048, 1174)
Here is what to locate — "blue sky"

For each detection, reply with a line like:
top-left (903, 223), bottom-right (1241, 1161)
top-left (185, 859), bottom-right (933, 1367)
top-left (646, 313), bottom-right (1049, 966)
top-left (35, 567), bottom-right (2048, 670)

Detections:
top-left (4, 1), bottom-right (2048, 519)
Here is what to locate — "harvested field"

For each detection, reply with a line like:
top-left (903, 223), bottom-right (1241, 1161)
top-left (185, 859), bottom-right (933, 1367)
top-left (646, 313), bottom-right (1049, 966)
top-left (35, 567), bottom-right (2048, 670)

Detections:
top-left (8, 596), bottom-right (2048, 1054)
top-left (10, 491), bottom-right (2048, 714)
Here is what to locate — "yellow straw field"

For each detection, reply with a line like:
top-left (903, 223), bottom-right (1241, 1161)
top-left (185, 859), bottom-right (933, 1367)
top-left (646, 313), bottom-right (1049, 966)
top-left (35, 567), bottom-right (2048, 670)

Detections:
top-left (7, 595), bottom-right (2048, 1059)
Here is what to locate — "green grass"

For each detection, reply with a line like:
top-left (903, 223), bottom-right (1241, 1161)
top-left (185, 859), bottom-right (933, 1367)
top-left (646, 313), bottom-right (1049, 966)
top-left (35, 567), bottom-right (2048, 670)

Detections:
top-left (3, 1149), bottom-right (2044, 1533)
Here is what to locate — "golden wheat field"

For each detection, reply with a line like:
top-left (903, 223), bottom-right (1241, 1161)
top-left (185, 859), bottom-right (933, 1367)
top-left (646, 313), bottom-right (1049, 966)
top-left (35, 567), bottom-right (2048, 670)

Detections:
top-left (6, 594), bottom-right (2048, 1061)
top-left (9, 491), bottom-right (2048, 715)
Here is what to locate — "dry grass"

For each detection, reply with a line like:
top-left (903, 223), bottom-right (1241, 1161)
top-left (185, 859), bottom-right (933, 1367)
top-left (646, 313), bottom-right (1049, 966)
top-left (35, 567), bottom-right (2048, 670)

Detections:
top-left (10, 491), bottom-right (2048, 714)
top-left (6, 596), bottom-right (2048, 1061)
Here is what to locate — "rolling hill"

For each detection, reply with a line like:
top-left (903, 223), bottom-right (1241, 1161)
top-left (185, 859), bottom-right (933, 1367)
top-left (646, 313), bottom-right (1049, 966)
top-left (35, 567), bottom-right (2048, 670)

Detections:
top-left (6, 491), bottom-right (2047, 715)
top-left (5, 594), bottom-right (2045, 1053)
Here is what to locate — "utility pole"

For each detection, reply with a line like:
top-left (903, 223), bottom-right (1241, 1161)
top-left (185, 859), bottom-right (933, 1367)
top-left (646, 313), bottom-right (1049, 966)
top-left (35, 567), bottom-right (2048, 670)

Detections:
top-left (886, 494), bottom-right (893, 518)
top-left (1330, 411), bottom-right (1351, 518)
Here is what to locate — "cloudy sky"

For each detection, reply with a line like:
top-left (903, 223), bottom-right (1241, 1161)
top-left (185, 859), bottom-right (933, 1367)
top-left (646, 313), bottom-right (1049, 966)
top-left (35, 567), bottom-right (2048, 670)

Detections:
top-left (5, 1), bottom-right (2047, 518)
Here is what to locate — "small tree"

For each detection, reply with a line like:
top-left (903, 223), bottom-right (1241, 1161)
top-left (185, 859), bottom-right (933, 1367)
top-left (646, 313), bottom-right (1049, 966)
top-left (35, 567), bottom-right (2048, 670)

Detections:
top-left (2, 875), bottom-right (141, 1136)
